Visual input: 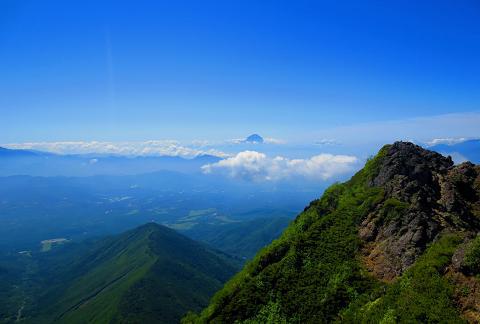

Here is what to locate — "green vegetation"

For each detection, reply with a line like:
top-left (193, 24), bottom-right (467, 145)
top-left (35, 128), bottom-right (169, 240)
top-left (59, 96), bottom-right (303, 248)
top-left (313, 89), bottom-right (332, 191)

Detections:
top-left (0, 258), bottom-right (25, 323)
top-left (182, 217), bottom-right (291, 259)
top-left (0, 223), bottom-right (239, 324)
top-left (342, 234), bottom-right (464, 323)
top-left (463, 235), bottom-right (480, 274)
top-left (377, 198), bottom-right (409, 225)
top-left (361, 144), bottom-right (391, 181)
top-left (188, 208), bottom-right (217, 218)
top-left (2, 142), bottom-right (477, 323)
top-left (184, 145), bottom-right (389, 323)
top-left (169, 208), bottom-right (241, 232)
top-left (185, 143), bottom-right (476, 323)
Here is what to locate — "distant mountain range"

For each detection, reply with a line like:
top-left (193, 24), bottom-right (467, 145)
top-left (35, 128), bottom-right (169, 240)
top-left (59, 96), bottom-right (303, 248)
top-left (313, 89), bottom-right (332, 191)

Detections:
top-left (0, 147), bottom-right (221, 176)
top-left (429, 139), bottom-right (480, 164)
top-left (0, 147), bottom-right (53, 157)
top-left (0, 170), bottom-right (311, 254)
top-left (2, 142), bottom-right (479, 323)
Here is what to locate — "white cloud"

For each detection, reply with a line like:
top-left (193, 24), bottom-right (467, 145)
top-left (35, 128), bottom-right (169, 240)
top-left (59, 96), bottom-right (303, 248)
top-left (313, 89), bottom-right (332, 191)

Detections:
top-left (263, 137), bottom-right (286, 144)
top-left (304, 112), bottom-right (480, 148)
top-left (228, 136), bottom-right (285, 145)
top-left (190, 139), bottom-right (212, 147)
top-left (228, 138), bottom-right (245, 144)
top-left (425, 137), bottom-right (470, 147)
top-left (3, 141), bottom-right (229, 158)
top-left (201, 150), bottom-right (358, 181)
top-left (314, 139), bottom-right (340, 146)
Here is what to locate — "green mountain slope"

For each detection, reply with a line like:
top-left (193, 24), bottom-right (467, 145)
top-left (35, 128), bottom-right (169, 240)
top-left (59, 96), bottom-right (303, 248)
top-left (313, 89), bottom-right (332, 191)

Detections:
top-left (24, 223), bottom-right (239, 324)
top-left (185, 142), bottom-right (480, 323)
top-left (181, 217), bottom-right (291, 260)
top-left (0, 264), bottom-right (22, 322)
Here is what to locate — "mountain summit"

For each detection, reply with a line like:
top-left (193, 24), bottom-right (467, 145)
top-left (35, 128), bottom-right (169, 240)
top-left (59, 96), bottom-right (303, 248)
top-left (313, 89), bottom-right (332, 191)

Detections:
top-left (243, 134), bottom-right (264, 144)
top-left (185, 142), bottom-right (480, 323)
top-left (25, 223), bottom-right (239, 323)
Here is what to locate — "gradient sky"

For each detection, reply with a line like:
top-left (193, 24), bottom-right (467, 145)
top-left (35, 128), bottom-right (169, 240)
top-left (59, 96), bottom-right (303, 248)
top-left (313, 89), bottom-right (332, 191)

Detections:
top-left (1, 0), bottom-right (479, 143)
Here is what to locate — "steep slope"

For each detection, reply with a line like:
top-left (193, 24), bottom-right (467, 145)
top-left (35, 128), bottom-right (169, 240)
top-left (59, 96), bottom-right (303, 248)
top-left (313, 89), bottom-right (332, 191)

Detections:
top-left (26, 223), bottom-right (239, 324)
top-left (185, 142), bottom-right (480, 323)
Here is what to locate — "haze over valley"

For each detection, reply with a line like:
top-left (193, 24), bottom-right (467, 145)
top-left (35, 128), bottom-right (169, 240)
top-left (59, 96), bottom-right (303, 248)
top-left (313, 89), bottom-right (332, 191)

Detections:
top-left (1, 1), bottom-right (480, 323)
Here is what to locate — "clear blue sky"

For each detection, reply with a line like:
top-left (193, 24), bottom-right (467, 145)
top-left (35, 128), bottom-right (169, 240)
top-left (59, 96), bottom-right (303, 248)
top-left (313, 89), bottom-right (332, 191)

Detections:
top-left (1, 0), bottom-right (479, 142)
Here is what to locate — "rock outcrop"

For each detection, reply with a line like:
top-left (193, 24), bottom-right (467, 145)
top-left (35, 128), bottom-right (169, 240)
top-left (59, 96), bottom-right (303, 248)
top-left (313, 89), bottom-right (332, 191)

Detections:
top-left (360, 142), bottom-right (480, 281)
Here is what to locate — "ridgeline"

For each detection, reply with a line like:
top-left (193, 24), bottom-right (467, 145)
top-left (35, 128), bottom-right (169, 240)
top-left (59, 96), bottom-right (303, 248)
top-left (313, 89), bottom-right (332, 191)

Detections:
top-left (184, 142), bottom-right (480, 323)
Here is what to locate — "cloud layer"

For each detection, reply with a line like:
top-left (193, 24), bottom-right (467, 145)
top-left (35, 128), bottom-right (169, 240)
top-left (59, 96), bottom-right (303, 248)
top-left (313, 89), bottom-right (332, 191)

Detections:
top-left (306, 112), bottom-right (480, 147)
top-left (3, 141), bottom-right (228, 158)
top-left (228, 137), bottom-right (285, 145)
top-left (425, 137), bottom-right (470, 147)
top-left (202, 151), bottom-right (358, 181)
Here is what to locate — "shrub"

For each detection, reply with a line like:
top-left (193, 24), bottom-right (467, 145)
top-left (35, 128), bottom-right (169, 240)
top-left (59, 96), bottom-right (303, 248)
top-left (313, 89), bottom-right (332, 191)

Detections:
top-left (463, 235), bottom-right (480, 274)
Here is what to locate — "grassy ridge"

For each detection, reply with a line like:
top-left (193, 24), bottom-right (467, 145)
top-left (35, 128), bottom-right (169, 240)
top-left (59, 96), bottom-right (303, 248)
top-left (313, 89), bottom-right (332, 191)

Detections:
top-left (12, 223), bottom-right (239, 324)
top-left (183, 146), bottom-right (390, 323)
top-left (184, 144), bottom-right (476, 323)
top-left (49, 227), bottom-right (158, 323)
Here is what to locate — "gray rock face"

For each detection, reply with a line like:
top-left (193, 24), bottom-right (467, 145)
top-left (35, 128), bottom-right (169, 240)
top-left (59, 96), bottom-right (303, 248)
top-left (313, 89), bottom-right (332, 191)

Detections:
top-left (373, 141), bottom-right (453, 188)
top-left (360, 142), bottom-right (480, 281)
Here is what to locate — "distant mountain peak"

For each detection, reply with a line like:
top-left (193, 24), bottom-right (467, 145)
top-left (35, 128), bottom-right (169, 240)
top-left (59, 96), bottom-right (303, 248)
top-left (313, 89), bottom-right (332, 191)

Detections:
top-left (243, 134), bottom-right (264, 144)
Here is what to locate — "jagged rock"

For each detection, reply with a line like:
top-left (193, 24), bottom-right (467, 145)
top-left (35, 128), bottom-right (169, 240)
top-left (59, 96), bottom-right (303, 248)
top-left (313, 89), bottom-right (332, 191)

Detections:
top-left (361, 142), bottom-right (480, 281)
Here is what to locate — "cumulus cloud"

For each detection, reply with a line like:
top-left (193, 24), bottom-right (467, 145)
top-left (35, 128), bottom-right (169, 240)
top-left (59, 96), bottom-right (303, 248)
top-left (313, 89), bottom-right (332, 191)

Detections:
top-left (3, 141), bottom-right (228, 158)
top-left (201, 151), bottom-right (358, 181)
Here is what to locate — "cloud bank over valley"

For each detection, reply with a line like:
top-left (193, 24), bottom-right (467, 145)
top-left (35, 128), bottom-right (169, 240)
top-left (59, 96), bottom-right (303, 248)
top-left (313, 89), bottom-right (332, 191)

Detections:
top-left (3, 141), bottom-right (228, 159)
top-left (201, 151), bottom-right (359, 181)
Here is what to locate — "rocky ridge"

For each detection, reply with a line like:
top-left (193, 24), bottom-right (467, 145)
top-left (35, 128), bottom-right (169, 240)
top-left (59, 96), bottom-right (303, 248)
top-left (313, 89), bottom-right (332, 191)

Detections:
top-left (360, 142), bottom-right (480, 281)
top-left (185, 141), bottom-right (480, 323)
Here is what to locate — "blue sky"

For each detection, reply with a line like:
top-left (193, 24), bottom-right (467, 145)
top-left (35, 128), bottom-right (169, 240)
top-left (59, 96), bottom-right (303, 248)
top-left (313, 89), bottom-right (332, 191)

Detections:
top-left (1, 0), bottom-right (479, 144)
